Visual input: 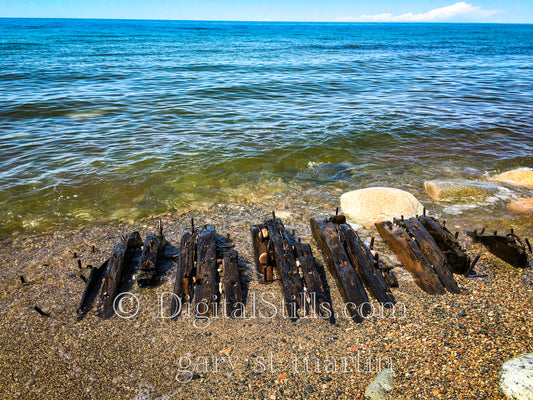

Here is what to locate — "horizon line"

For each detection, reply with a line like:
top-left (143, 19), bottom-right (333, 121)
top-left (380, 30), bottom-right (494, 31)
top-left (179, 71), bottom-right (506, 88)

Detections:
top-left (0, 16), bottom-right (532, 24)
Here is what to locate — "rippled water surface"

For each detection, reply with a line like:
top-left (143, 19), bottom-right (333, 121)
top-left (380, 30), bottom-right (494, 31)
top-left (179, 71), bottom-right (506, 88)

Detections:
top-left (1, 19), bottom-right (532, 235)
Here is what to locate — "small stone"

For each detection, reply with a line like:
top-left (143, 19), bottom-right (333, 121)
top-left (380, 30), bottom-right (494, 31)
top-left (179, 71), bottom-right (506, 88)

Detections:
top-left (499, 353), bottom-right (533, 399)
top-left (458, 312), bottom-right (467, 317)
top-left (509, 198), bottom-right (533, 214)
top-left (219, 347), bottom-right (232, 356)
top-left (305, 385), bottom-right (314, 393)
top-left (494, 168), bottom-right (533, 189)
top-left (278, 373), bottom-right (287, 380)
top-left (365, 368), bottom-right (394, 400)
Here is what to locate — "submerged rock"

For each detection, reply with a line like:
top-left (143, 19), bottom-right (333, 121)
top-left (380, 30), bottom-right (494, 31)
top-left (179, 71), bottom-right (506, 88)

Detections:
top-left (340, 187), bottom-right (424, 226)
top-left (297, 163), bottom-right (353, 182)
top-left (365, 368), bottom-right (394, 400)
top-left (494, 168), bottom-right (533, 189)
top-left (424, 180), bottom-right (496, 202)
top-left (499, 353), bottom-right (533, 399)
top-left (509, 198), bottom-right (533, 214)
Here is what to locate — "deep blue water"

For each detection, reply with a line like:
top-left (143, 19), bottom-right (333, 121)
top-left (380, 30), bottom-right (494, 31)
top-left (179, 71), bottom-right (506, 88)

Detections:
top-left (0, 19), bottom-right (532, 234)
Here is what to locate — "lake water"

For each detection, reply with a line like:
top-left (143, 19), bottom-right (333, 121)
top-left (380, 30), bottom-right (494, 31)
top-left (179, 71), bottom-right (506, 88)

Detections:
top-left (1, 19), bottom-right (532, 236)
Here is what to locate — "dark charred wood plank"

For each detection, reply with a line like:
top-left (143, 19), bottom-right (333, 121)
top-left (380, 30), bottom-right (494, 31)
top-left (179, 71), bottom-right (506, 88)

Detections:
top-left (265, 218), bottom-right (305, 321)
top-left (376, 221), bottom-right (445, 295)
top-left (77, 259), bottom-right (108, 320)
top-left (194, 225), bottom-right (219, 318)
top-left (137, 234), bottom-right (168, 288)
top-left (98, 232), bottom-right (143, 319)
top-left (310, 217), bottom-right (370, 322)
top-left (338, 224), bottom-right (396, 304)
top-left (222, 249), bottom-right (244, 318)
top-left (395, 218), bottom-right (461, 294)
top-left (418, 215), bottom-right (470, 275)
top-left (170, 229), bottom-right (197, 319)
top-left (466, 231), bottom-right (528, 268)
top-left (294, 241), bottom-right (334, 322)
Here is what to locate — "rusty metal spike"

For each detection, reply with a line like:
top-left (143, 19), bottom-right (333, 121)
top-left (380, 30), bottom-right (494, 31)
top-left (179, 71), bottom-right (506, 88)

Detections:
top-left (455, 231), bottom-right (459, 240)
top-left (525, 238), bottom-right (532, 253)
top-left (480, 227), bottom-right (485, 234)
top-left (466, 254), bottom-right (481, 276)
top-left (369, 237), bottom-right (375, 250)
top-left (191, 218), bottom-right (195, 233)
top-left (423, 207), bottom-right (426, 216)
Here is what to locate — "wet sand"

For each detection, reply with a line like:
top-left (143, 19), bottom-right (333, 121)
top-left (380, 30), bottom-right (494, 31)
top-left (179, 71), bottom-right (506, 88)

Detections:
top-left (0, 198), bottom-right (532, 400)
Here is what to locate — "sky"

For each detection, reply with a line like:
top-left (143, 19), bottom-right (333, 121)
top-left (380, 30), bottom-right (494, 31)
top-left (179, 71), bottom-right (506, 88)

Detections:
top-left (1, 0), bottom-right (532, 23)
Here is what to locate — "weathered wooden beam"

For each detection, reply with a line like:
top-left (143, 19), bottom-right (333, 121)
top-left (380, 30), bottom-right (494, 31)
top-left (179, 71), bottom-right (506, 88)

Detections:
top-left (98, 232), bottom-right (143, 319)
top-left (77, 259), bottom-right (108, 320)
top-left (395, 217), bottom-right (461, 294)
top-left (137, 233), bottom-right (168, 288)
top-left (265, 218), bottom-right (305, 321)
top-left (251, 224), bottom-right (272, 282)
top-left (310, 217), bottom-right (370, 322)
top-left (194, 225), bottom-right (219, 318)
top-left (376, 221), bottom-right (445, 295)
top-left (294, 241), bottom-right (334, 322)
top-left (222, 249), bottom-right (244, 318)
top-left (418, 215), bottom-right (470, 275)
top-left (466, 231), bottom-right (529, 268)
top-left (170, 229), bottom-right (197, 319)
top-left (338, 224), bottom-right (396, 304)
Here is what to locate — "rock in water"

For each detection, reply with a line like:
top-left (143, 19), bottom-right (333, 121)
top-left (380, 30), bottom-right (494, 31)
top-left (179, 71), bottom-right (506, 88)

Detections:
top-left (509, 198), bottom-right (533, 214)
top-left (494, 168), bottom-right (533, 189)
top-left (424, 180), bottom-right (495, 202)
top-left (340, 187), bottom-right (424, 226)
top-left (499, 353), bottom-right (533, 399)
top-left (365, 368), bottom-right (394, 400)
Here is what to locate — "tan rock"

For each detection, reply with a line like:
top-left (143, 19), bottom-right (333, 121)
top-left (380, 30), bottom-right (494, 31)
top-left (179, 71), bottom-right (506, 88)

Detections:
top-left (494, 168), bottom-right (533, 189)
top-left (424, 180), bottom-right (495, 202)
top-left (509, 198), bottom-right (533, 214)
top-left (340, 187), bottom-right (424, 226)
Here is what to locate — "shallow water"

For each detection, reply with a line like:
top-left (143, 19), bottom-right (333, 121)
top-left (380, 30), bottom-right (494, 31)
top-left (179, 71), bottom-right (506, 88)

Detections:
top-left (1, 19), bottom-right (532, 236)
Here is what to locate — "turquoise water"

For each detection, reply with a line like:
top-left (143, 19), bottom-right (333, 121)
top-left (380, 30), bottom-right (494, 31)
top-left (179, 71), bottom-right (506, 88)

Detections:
top-left (0, 19), bottom-right (532, 235)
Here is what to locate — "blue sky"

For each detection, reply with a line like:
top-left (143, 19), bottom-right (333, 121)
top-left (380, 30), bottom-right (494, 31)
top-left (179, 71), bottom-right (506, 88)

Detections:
top-left (1, 0), bottom-right (532, 23)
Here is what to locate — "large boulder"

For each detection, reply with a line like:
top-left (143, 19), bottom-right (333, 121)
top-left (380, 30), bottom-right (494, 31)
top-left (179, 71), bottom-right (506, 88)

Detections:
top-left (340, 187), bottom-right (424, 225)
top-left (499, 353), bottom-right (533, 399)
top-left (494, 168), bottom-right (533, 189)
top-left (424, 180), bottom-right (496, 202)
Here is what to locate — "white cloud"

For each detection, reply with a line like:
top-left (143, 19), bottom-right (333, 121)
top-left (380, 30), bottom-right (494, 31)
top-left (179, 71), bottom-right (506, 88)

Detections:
top-left (338, 2), bottom-right (498, 22)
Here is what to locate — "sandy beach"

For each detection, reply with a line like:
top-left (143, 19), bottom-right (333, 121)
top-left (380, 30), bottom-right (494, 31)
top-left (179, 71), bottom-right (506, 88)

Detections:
top-left (0, 196), bottom-right (531, 400)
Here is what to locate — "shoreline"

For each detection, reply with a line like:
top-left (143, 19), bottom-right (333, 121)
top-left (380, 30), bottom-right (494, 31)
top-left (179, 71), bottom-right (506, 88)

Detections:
top-left (0, 200), bottom-right (531, 399)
